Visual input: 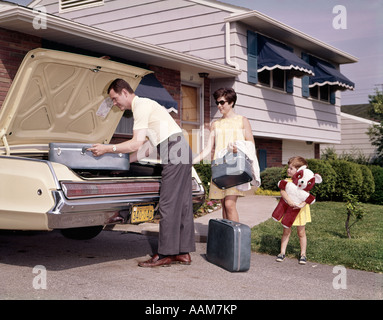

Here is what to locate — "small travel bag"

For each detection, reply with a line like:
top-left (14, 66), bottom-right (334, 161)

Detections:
top-left (211, 151), bottom-right (252, 189)
top-left (48, 142), bottom-right (130, 171)
top-left (206, 219), bottom-right (251, 272)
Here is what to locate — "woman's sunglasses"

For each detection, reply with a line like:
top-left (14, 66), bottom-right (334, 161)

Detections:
top-left (216, 100), bottom-right (227, 106)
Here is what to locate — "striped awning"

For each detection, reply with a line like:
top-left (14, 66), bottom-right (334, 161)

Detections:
top-left (257, 35), bottom-right (314, 77)
top-left (308, 56), bottom-right (355, 91)
top-left (135, 73), bottom-right (178, 113)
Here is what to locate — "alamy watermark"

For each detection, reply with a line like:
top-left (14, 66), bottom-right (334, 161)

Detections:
top-left (32, 265), bottom-right (47, 290)
top-left (32, 5), bottom-right (47, 30)
top-left (332, 265), bottom-right (347, 290)
top-left (333, 5), bottom-right (347, 30)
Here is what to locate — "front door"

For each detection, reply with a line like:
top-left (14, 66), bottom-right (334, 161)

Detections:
top-left (181, 85), bottom-right (201, 154)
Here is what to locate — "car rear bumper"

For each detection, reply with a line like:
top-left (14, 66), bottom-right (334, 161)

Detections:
top-left (48, 186), bottom-right (205, 229)
top-left (47, 190), bottom-right (161, 229)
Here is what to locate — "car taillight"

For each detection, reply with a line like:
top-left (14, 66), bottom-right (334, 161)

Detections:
top-left (192, 178), bottom-right (203, 192)
top-left (61, 181), bottom-right (161, 199)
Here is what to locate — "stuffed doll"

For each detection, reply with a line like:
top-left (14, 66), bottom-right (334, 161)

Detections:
top-left (272, 165), bottom-right (322, 228)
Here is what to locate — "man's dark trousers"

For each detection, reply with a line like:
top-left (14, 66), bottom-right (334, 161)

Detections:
top-left (156, 133), bottom-right (196, 256)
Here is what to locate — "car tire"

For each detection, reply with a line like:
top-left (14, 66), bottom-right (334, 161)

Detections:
top-left (60, 225), bottom-right (104, 240)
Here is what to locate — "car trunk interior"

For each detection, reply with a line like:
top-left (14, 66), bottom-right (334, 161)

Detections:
top-left (7, 149), bottom-right (163, 179)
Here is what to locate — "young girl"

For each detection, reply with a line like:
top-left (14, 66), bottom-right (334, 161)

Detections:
top-left (276, 156), bottom-right (310, 265)
top-left (193, 88), bottom-right (255, 222)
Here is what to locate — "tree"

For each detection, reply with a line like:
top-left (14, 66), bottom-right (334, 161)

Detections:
top-left (367, 88), bottom-right (383, 165)
top-left (344, 193), bottom-right (366, 239)
top-left (368, 88), bottom-right (383, 117)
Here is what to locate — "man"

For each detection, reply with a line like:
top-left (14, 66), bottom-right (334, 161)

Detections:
top-left (89, 78), bottom-right (195, 267)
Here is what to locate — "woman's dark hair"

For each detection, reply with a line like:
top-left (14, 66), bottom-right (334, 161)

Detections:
top-left (213, 87), bottom-right (237, 108)
top-left (108, 78), bottom-right (134, 94)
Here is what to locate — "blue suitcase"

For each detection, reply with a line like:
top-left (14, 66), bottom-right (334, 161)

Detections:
top-left (206, 219), bottom-right (251, 272)
top-left (211, 151), bottom-right (252, 189)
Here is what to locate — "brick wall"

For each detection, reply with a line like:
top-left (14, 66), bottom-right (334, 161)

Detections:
top-left (255, 137), bottom-right (283, 167)
top-left (0, 28), bottom-right (41, 110)
top-left (148, 65), bottom-right (181, 124)
top-left (203, 77), bottom-right (211, 129)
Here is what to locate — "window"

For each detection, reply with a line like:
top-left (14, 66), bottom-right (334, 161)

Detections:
top-left (309, 85), bottom-right (334, 103)
top-left (271, 68), bottom-right (285, 90)
top-left (258, 69), bottom-right (291, 92)
top-left (309, 86), bottom-right (318, 99)
top-left (320, 85), bottom-right (330, 102)
top-left (59, 0), bottom-right (104, 13)
top-left (258, 70), bottom-right (270, 86)
top-left (258, 69), bottom-right (285, 91)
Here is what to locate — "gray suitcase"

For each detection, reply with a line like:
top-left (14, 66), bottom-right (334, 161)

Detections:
top-left (48, 143), bottom-right (130, 171)
top-left (211, 151), bottom-right (252, 189)
top-left (206, 219), bottom-right (251, 272)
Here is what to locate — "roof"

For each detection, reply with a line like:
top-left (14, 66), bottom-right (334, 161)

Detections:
top-left (1, 0), bottom-right (357, 74)
top-left (341, 104), bottom-right (381, 122)
top-left (225, 11), bottom-right (358, 65)
top-left (341, 112), bottom-right (379, 125)
top-left (0, 2), bottom-right (241, 78)
top-left (190, 1), bottom-right (357, 64)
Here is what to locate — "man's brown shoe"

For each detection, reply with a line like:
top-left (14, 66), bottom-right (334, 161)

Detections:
top-left (138, 254), bottom-right (173, 267)
top-left (173, 253), bottom-right (191, 265)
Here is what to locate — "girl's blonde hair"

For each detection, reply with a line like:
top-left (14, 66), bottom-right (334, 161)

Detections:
top-left (288, 156), bottom-right (308, 169)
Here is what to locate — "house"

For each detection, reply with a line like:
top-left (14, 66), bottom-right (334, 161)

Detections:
top-left (1, 0), bottom-right (358, 170)
top-left (320, 107), bottom-right (379, 162)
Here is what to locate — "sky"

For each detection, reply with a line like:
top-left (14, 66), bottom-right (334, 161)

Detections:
top-left (7, 0), bottom-right (383, 105)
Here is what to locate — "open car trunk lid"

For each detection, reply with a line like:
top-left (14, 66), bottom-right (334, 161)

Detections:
top-left (0, 48), bottom-right (151, 154)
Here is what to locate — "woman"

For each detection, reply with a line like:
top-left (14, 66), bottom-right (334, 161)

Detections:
top-left (193, 88), bottom-right (255, 222)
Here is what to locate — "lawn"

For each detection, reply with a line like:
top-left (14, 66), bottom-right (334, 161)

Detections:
top-left (251, 201), bottom-right (383, 273)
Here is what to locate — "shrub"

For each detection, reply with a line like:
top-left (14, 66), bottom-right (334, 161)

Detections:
top-left (260, 167), bottom-right (284, 191)
top-left (358, 165), bottom-right (375, 203)
top-left (193, 163), bottom-right (211, 194)
top-left (258, 160), bottom-right (379, 204)
top-left (328, 160), bottom-right (363, 201)
top-left (344, 193), bottom-right (367, 239)
top-left (307, 159), bottom-right (336, 201)
top-left (368, 165), bottom-right (383, 205)
top-left (321, 146), bottom-right (338, 160)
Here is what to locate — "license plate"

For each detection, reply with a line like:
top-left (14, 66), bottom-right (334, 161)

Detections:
top-left (131, 204), bottom-right (155, 224)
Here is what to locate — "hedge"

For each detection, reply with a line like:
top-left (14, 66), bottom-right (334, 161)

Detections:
top-left (307, 159), bottom-right (336, 201)
top-left (194, 160), bottom-right (382, 205)
top-left (359, 164), bottom-right (375, 203)
top-left (368, 165), bottom-right (383, 205)
top-left (259, 167), bottom-right (283, 191)
top-left (256, 159), bottom-right (381, 204)
top-left (329, 160), bottom-right (364, 201)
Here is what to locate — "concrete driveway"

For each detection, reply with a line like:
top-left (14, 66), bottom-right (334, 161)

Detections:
top-left (0, 227), bottom-right (381, 301)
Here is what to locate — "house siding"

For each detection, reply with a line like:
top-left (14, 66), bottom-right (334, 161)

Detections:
top-left (41, 0), bottom-right (229, 64)
top-left (320, 113), bottom-right (378, 160)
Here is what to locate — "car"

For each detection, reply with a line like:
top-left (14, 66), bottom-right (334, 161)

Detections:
top-left (0, 48), bottom-right (205, 240)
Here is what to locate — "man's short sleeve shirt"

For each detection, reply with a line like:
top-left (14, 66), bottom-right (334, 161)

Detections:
top-left (132, 96), bottom-right (182, 146)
